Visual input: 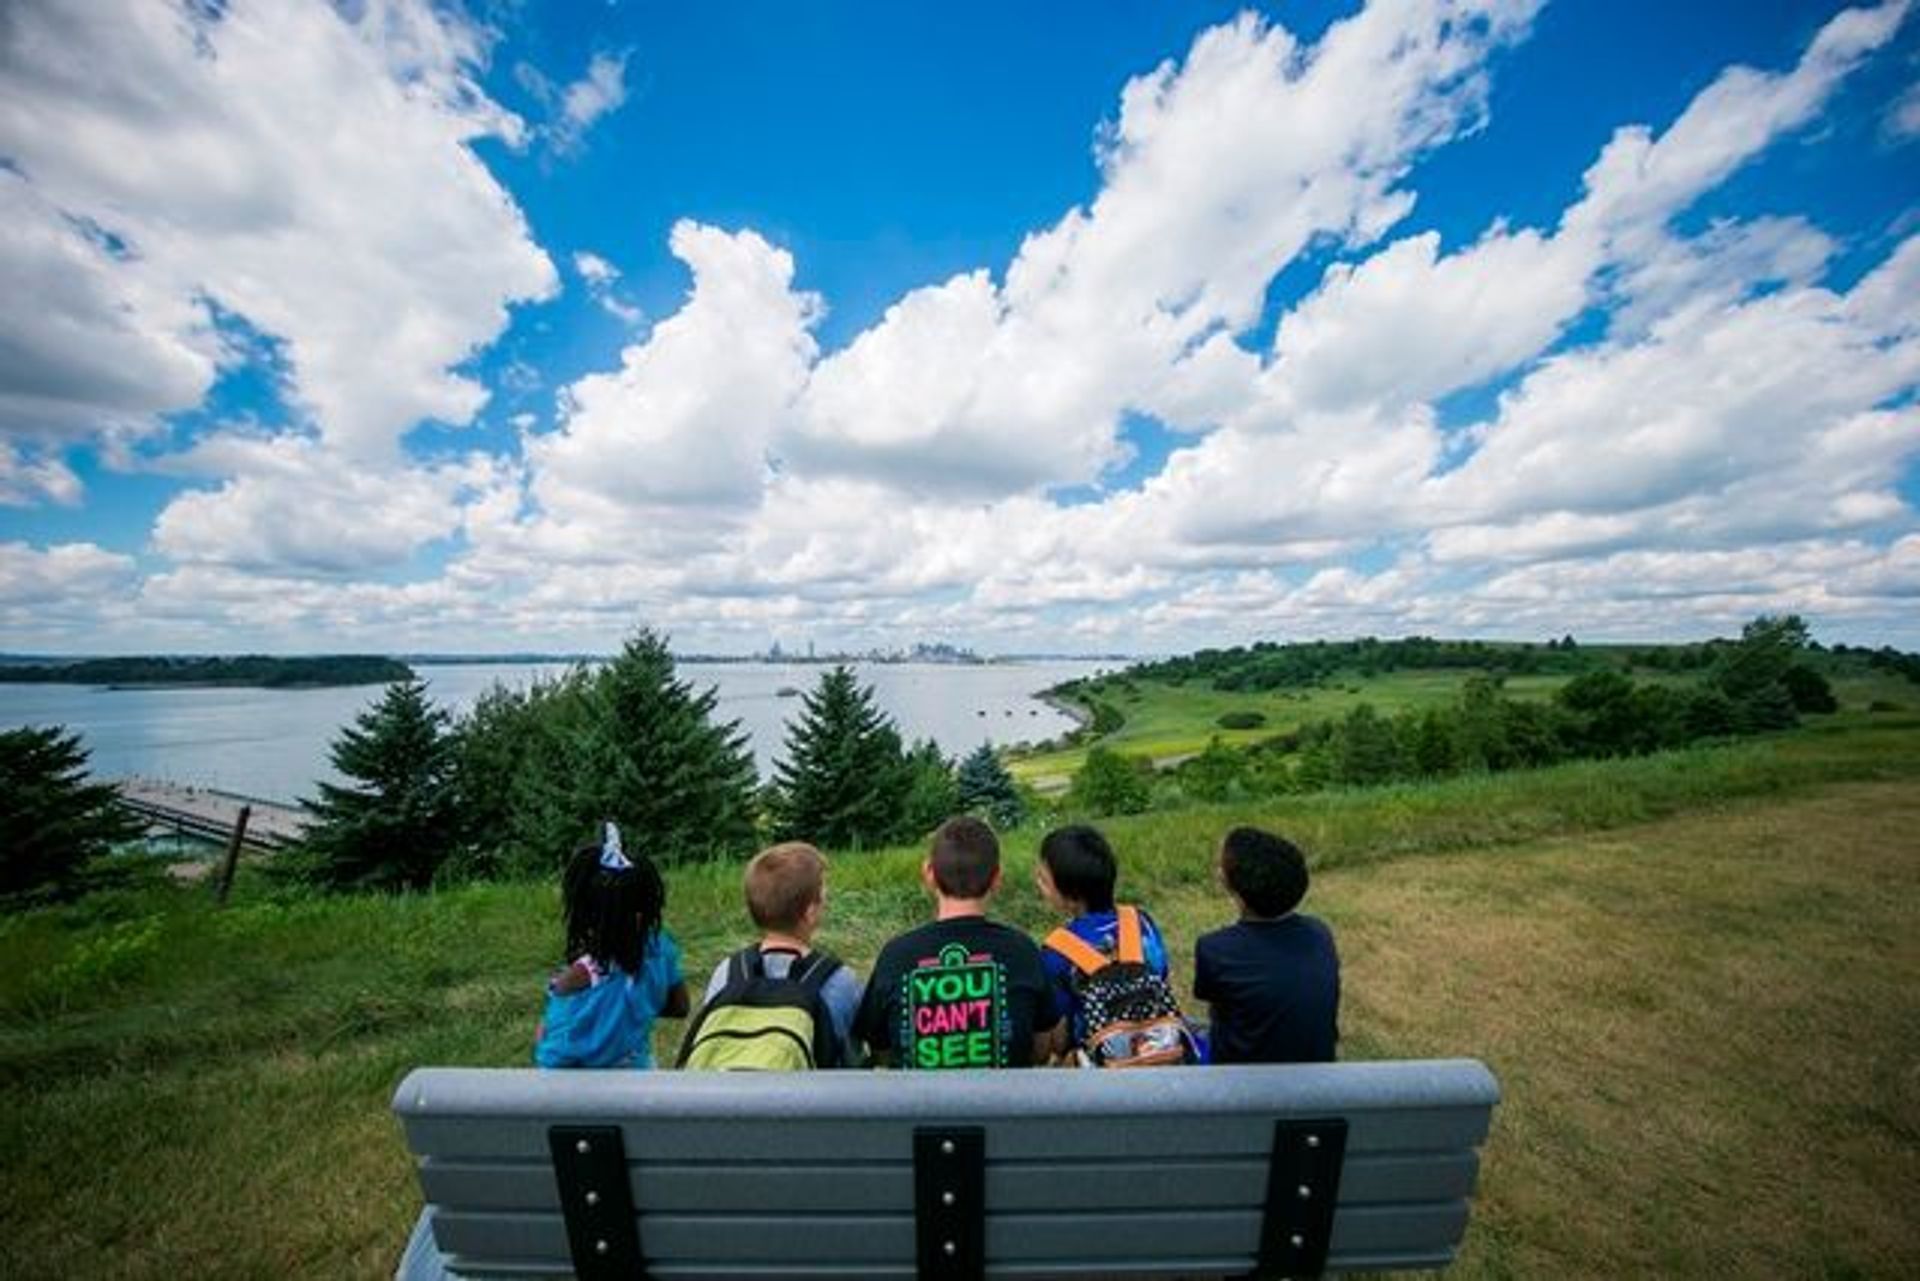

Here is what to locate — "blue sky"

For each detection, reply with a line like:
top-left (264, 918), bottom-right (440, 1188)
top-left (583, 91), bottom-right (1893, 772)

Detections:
top-left (1, 0), bottom-right (1917, 654)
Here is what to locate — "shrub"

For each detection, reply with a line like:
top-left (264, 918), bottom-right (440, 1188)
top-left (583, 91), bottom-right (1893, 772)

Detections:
top-left (1068, 746), bottom-right (1152, 817)
top-left (1215, 710), bottom-right (1267, 730)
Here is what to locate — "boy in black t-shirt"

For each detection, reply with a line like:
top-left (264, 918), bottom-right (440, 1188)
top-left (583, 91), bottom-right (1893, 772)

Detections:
top-left (1193, 827), bottom-right (1340, 1064)
top-left (854, 816), bottom-right (1060, 1068)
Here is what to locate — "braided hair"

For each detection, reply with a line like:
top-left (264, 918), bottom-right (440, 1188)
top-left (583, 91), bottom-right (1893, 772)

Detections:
top-left (560, 833), bottom-right (667, 975)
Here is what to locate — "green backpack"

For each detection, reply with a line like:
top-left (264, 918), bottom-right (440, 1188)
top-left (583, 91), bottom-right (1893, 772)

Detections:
top-left (676, 947), bottom-right (846, 1071)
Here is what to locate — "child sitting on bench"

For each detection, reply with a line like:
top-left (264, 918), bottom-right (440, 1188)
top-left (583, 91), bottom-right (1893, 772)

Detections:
top-left (533, 823), bottom-right (690, 1069)
top-left (1194, 826), bottom-right (1340, 1063)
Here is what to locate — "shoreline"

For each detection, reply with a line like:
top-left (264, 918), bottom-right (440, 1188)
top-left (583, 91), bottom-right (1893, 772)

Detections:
top-left (1035, 689), bottom-right (1093, 730)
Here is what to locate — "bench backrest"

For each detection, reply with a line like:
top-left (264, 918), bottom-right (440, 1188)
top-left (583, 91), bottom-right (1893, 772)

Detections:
top-left (393, 1059), bottom-right (1498, 1279)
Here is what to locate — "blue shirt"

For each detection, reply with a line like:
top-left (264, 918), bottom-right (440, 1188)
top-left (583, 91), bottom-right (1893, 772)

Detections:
top-left (1040, 907), bottom-right (1173, 1042)
top-left (1193, 915), bottom-right (1339, 1064)
top-left (534, 930), bottom-right (684, 1069)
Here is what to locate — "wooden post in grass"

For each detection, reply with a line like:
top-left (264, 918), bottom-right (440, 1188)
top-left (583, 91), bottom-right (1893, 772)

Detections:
top-left (215, 805), bottom-right (251, 906)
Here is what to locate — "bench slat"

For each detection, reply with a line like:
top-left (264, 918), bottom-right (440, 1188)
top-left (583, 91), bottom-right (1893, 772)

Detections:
top-left (416, 1149), bottom-right (1479, 1213)
top-left (403, 1104), bottom-right (1487, 1163)
top-left (395, 1061), bottom-right (1499, 1122)
top-left (438, 1258), bottom-right (1463, 1281)
top-left (429, 1203), bottom-right (1472, 1269)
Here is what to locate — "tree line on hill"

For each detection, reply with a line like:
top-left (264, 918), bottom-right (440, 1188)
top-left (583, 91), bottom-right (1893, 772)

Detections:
top-left (0, 654), bottom-right (413, 688)
top-left (1129, 634), bottom-right (1599, 692)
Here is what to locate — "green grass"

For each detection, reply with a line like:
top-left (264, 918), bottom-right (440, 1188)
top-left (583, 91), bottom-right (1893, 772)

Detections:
top-left (1011, 666), bottom-right (1914, 788)
top-left (2, 713), bottom-right (1918, 1277)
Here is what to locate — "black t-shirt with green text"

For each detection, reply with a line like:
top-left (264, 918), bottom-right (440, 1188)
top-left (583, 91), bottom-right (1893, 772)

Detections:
top-left (853, 916), bottom-right (1060, 1069)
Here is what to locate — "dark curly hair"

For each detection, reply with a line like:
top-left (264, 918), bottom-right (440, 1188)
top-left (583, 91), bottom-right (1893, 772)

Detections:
top-left (560, 836), bottom-right (666, 974)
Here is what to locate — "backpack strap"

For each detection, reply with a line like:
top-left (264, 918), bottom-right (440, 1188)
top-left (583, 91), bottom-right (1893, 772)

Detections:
top-left (787, 948), bottom-right (842, 993)
top-left (734, 946), bottom-right (767, 984)
top-left (1115, 906), bottom-right (1146, 965)
top-left (1044, 927), bottom-right (1111, 976)
top-left (787, 949), bottom-right (846, 1069)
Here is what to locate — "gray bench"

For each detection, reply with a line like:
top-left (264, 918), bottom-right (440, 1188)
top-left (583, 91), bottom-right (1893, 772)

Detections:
top-left (393, 1059), bottom-right (1498, 1279)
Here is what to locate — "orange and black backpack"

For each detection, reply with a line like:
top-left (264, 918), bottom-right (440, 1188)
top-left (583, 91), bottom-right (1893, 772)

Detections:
top-left (1043, 906), bottom-right (1199, 1068)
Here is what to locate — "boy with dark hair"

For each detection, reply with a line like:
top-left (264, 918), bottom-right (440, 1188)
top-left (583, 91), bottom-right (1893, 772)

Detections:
top-left (680, 842), bottom-right (864, 1069)
top-left (1034, 825), bottom-right (1192, 1065)
top-left (853, 816), bottom-right (1060, 1069)
top-left (1193, 826), bottom-right (1340, 1064)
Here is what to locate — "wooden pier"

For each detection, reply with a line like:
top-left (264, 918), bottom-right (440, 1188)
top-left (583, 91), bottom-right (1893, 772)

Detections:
top-left (114, 778), bottom-right (308, 851)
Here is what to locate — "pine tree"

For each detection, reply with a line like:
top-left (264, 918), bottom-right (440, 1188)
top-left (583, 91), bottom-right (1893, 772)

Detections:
top-left (955, 743), bottom-right (1025, 828)
top-left (0, 725), bottom-right (141, 898)
top-left (899, 739), bottom-right (959, 842)
top-left (1712, 614), bottom-right (1814, 732)
top-left (302, 679), bottom-right (459, 891)
top-left (769, 666), bottom-right (912, 849)
top-left (569, 631), bottom-right (760, 865)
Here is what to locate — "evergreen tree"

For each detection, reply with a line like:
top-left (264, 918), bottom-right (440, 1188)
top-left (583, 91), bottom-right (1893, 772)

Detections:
top-left (302, 680), bottom-right (459, 891)
top-left (1711, 615), bottom-right (1809, 720)
top-left (1068, 745), bottom-right (1151, 816)
top-left (448, 668), bottom-right (599, 876)
top-left (899, 739), bottom-right (960, 841)
top-left (570, 632), bottom-right (760, 864)
top-left (445, 634), bottom-right (760, 871)
top-left (769, 666), bottom-right (912, 849)
top-left (955, 743), bottom-right (1025, 828)
top-left (0, 725), bottom-right (141, 899)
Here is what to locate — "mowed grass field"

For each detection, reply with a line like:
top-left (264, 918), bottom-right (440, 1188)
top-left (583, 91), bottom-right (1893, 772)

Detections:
top-left (1, 716), bottom-right (1916, 1278)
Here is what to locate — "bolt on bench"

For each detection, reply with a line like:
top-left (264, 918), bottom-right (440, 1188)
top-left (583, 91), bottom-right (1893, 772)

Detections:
top-left (393, 1059), bottom-right (1498, 1279)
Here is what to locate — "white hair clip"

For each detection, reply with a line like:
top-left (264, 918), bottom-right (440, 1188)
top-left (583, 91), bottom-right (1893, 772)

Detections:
top-left (599, 821), bottom-right (632, 870)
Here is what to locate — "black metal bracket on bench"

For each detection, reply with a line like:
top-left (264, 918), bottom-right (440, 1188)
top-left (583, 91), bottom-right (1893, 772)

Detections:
top-left (550, 1125), bottom-right (643, 1281)
top-left (1252, 1117), bottom-right (1348, 1279)
top-left (915, 1126), bottom-right (985, 1281)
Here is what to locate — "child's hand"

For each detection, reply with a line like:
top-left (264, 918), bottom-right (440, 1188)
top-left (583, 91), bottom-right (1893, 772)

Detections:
top-left (549, 961), bottom-right (593, 995)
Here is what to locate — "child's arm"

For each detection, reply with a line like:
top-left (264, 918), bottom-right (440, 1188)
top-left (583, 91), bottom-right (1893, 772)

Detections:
top-left (660, 980), bottom-right (691, 1019)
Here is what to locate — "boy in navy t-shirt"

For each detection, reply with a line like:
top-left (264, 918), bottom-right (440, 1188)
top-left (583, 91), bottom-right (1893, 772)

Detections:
top-left (1193, 827), bottom-right (1339, 1063)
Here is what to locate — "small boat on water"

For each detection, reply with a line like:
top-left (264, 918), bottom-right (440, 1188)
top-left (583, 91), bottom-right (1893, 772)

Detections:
top-left (776, 686), bottom-right (800, 698)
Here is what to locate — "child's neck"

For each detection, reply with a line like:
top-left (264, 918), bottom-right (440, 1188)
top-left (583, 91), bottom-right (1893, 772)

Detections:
top-left (759, 930), bottom-right (812, 954)
top-left (936, 895), bottom-right (990, 921)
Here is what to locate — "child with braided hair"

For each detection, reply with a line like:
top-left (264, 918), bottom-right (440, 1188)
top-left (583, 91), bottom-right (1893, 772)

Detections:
top-left (533, 823), bottom-right (690, 1069)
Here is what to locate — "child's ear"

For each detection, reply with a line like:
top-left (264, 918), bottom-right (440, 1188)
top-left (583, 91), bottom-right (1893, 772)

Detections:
top-left (920, 860), bottom-right (938, 894)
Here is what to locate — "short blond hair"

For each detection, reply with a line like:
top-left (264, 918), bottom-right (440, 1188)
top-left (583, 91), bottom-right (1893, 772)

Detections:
top-left (745, 842), bottom-right (827, 932)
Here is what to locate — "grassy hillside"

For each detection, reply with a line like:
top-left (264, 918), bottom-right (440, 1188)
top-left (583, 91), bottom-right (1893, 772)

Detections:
top-left (2, 715), bottom-right (1917, 1277)
top-left (1012, 660), bottom-right (1910, 788)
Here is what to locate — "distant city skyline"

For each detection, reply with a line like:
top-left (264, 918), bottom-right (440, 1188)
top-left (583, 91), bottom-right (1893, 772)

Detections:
top-left (2, 1), bottom-right (1917, 655)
